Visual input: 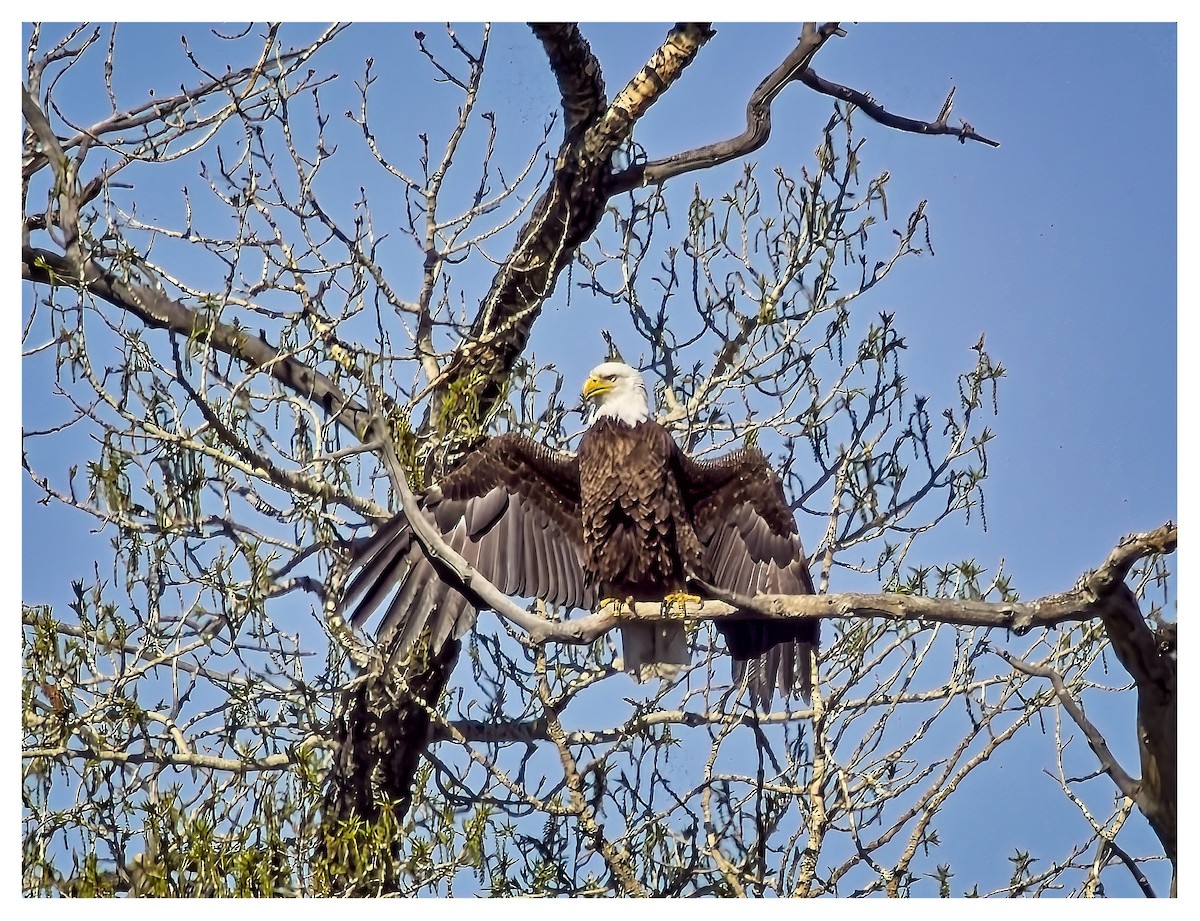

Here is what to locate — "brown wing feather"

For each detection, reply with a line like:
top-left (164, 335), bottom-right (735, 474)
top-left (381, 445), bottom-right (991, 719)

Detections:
top-left (341, 433), bottom-right (594, 659)
top-left (680, 447), bottom-right (819, 708)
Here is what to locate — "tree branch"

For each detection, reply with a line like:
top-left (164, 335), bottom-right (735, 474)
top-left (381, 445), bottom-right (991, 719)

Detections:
top-left (998, 651), bottom-right (1140, 798)
top-left (1086, 524), bottom-right (1178, 608)
top-left (348, 513), bottom-right (1177, 653)
top-left (1096, 588), bottom-right (1177, 877)
top-left (23, 739), bottom-right (321, 774)
top-left (529, 23), bottom-right (607, 133)
top-left (22, 245), bottom-right (376, 441)
top-left (608, 22), bottom-right (840, 195)
top-left (373, 422), bottom-right (598, 644)
top-left (989, 522), bottom-right (1176, 886)
top-left (607, 22), bottom-right (998, 197)
top-left (1087, 527), bottom-right (1176, 877)
top-left (796, 69), bottom-right (1000, 147)
top-left (1098, 838), bottom-right (1157, 898)
top-left (22, 46), bottom-right (314, 181)
top-left (432, 23), bottom-right (718, 421)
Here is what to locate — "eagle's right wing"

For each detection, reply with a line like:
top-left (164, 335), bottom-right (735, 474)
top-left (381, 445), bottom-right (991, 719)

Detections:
top-left (342, 434), bottom-right (595, 659)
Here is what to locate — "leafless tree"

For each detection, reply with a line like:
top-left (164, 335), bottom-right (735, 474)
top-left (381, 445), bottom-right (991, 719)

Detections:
top-left (22, 22), bottom-right (1175, 897)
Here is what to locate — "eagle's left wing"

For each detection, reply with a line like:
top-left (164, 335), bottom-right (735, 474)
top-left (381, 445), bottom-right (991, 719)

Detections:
top-left (678, 447), bottom-right (819, 707)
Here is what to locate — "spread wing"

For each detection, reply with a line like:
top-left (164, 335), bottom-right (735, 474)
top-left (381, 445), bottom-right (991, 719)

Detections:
top-left (342, 433), bottom-right (594, 659)
top-left (679, 446), bottom-right (819, 708)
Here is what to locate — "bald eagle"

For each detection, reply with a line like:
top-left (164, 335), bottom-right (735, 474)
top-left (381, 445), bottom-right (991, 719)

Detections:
top-left (343, 361), bottom-right (819, 707)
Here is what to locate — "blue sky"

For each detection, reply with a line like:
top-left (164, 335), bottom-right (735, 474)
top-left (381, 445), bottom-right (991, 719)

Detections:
top-left (19, 21), bottom-right (1178, 897)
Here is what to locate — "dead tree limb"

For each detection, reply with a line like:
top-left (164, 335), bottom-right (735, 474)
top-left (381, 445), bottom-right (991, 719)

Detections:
top-left (796, 68), bottom-right (1000, 147)
top-left (608, 22), bottom-right (997, 196)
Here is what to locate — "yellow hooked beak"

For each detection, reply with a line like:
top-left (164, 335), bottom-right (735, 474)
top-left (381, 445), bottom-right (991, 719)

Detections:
top-left (581, 375), bottom-right (613, 402)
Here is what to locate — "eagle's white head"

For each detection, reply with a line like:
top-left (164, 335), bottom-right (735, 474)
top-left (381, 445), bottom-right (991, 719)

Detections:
top-left (582, 361), bottom-right (650, 427)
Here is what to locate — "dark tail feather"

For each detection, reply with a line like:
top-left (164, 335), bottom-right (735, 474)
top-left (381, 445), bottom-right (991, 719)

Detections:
top-left (718, 619), bottom-right (819, 710)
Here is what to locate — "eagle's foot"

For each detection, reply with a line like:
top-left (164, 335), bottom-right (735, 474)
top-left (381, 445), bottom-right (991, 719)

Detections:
top-left (662, 591), bottom-right (702, 615)
top-left (597, 597), bottom-right (634, 618)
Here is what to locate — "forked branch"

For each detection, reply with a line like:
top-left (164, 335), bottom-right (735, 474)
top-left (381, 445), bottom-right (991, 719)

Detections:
top-left (608, 22), bottom-right (997, 196)
top-left (999, 651), bottom-right (1139, 798)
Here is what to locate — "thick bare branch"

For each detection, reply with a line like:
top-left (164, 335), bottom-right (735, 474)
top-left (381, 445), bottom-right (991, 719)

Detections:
top-left (432, 23), bottom-right (718, 423)
top-left (346, 514), bottom-right (1176, 654)
top-left (1001, 612), bottom-right (1175, 886)
top-left (529, 23), bottom-right (607, 132)
top-left (608, 22), bottom-right (997, 197)
top-left (1084, 523), bottom-right (1177, 606)
top-left (582, 22), bottom-right (715, 161)
top-left (704, 522), bottom-right (1173, 620)
top-left (1098, 839), bottom-right (1157, 899)
top-left (1078, 523), bottom-right (1175, 874)
top-left (1096, 591), bottom-right (1176, 875)
top-left (988, 524), bottom-right (1177, 885)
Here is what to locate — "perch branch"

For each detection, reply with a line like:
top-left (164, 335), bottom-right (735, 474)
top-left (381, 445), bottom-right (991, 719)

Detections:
top-left (350, 517), bottom-right (1176, 651)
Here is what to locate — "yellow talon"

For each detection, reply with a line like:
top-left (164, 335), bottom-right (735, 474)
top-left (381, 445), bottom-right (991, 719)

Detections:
top-left (664, 591), bottom-right (701, 604)
top-left (662, 591), bottom-right (702, 614)
top-left (598, 597), bottom-right (633, 617)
